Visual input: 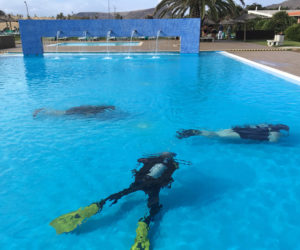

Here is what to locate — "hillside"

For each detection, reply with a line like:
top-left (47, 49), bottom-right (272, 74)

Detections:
top-left (75, 8), bottom-right (161, 19)
top-left (267, 0), bottom-right (300, 9)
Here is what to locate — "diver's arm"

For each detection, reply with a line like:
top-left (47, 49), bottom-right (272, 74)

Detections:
top-left (176, 129), bottom-right (202, 139)
top-left (214, 129), bottom-right (240, 139)
top-left (96, 186), bottom-right (139, 210)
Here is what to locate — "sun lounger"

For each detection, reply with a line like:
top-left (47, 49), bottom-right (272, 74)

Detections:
top-left (58, 37), bottom-right (68, 41)
top-left (267, 35), bottom-right (284, 47)
top-left (78, 36), bottom-right (88, 41)
top-left (200, 37), bottom-right (215, 42)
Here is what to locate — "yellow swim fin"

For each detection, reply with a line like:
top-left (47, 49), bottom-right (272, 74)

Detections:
top-left (50, 203), bottom-right (99, 234)
top-left (131, 221), bottom-right (150, 250)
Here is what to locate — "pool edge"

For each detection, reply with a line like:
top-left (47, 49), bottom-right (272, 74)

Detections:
top-left (219, 51), bottom-right (300, 86)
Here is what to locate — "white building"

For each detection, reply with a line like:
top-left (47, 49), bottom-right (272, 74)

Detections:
top-left (248, 8), bottom-right (300, 23)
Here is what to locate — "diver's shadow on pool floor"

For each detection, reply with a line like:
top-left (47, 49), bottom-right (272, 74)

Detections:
top-left (73, 169), bottom-right (242, 240)
top-left (73, 198), bottom-right (145, 235)
top-left (187, 134), bottom-right (299, 148)
top-left (149, 172), bottom-right (241, 249)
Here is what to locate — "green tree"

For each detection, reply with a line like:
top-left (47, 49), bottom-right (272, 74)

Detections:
top-left (115, 13), bottom-right (123, 19)
top-left (155, 0), bottom-right (245, 21)
top-left (56, 12), bottom-right (66, 20)
top-left (263, 11), bottom-right (296, 33)
top-left (254, 19), bottom-right (268, 30)
top-left (145, 14), bottom-right (154, 19)
top-left (246, 3), bottom-right (264, 10)
top-left (0, 10), bottom-right (5, 16)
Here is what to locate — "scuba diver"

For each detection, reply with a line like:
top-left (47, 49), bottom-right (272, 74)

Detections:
top-left (176, 124), bottom-right (289, 142)
top-left (50, 152), bottom-right (180, 250)
top-left (33, 105), bottom-right (115, 118)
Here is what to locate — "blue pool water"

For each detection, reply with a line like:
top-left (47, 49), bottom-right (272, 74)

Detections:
top-left (0, 52), bottom-right (300, 250)
top-left (48, 42), bottom-right (141, 47)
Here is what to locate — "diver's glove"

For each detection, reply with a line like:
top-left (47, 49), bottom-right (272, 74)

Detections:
top-left (131, 221), bottom-right (150, 250)
top-left (176, 129), bottom-right (201, 139)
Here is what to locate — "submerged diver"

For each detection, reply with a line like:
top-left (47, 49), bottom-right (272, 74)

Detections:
top-left (33, 105), bottom-right (115, 118)
top-left (176, 124), bottom-right (289, 142)
top-left (50, 152), bottom-right (180, 250)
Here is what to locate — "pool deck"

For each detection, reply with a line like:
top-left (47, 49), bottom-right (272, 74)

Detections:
top-left (1, 40), bottom-right (300, 77)
top-left (200, 41), bottom-right (300, 77)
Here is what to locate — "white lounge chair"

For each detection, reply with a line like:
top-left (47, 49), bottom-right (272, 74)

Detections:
top-left (267, 35), bottom-right (284, 47)
top-left (200, 36), bottom-right (215, 42)
top-left (58, 36), bottom-right (68, 41)
top-left (78, 36), bottom-right (88, 41)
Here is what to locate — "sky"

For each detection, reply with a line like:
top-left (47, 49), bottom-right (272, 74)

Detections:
top-left (0, 0), bottom-right (284, 17)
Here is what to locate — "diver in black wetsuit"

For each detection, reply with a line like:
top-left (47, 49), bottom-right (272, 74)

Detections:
top-left (33, 105), bottom-right (115, 117)
top-left (176, 124), bottom-right (289, 142)
top-left (95, 152), bottom-right (179, 225)
top-left (50, 152), bottom-right (180, 250)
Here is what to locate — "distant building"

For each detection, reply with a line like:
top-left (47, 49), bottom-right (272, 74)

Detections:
top-left (248, 8), bottom-right (300, 23)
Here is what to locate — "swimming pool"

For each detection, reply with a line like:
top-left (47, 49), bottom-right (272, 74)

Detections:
top-left (0, 52), bottom-right (300, 249)
top-left (48, 42), bottom-right (142, 47)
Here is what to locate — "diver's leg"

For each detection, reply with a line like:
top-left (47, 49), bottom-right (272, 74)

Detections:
top-left (142, 189), bottom-right (161, 225)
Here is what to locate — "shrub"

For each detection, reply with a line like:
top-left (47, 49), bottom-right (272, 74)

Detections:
top-left (285, 24), bottom-right (300, 42)
top-left (254, 19), bottom-right (268, 30)
top-left (271, 11), bottom-right (297, 33)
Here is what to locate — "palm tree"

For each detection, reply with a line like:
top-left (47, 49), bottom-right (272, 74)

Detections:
top-left (155, 0), bottom-right (245, 21)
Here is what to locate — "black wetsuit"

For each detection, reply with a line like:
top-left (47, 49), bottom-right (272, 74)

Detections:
top-left (176, 124), bottom-right (289, 141)
top-left (65, 105), bottom-right (115, 115)
top-left (232, 124), bottom-right (289, 141)
top-left (95, 153), bottom-right (179, 225)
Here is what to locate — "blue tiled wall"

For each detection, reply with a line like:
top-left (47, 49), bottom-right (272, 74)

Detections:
top-left (19, 19), bottom-right (201, 55)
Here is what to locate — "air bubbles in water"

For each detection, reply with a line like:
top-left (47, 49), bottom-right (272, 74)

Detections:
top-left (137, 123), bottom-right (150, 129)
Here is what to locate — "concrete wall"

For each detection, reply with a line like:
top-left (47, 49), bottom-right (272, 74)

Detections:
top-left (19, 19), bottom-right (201, 55)
top-left (0, 35), bottom-right (16, 49)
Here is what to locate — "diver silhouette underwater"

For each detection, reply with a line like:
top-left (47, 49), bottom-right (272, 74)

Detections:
top-left (176, 124), bottom-right (289, 142)
top-left (50, 152), bottom-right (181, 250)
top-left (33, 105), bottom-right (115, 118)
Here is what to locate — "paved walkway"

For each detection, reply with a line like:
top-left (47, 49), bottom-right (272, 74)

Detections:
top-left (230, 50), bottom-right (300, 77)
top-left (200, 40), bottom-right (270, 51)
top-left (200, 41), bottom-right (300, 77)
top-left (2, 40), bottom-right (300, 77)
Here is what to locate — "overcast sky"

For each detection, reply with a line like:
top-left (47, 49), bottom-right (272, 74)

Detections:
top-left (1, 0), bottom-right (284, 17)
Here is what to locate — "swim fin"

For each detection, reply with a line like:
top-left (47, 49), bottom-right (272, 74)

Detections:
top-left (50, 203), bottom-right (99, 234)
top-left (131, 221), bottom-right (150, 250)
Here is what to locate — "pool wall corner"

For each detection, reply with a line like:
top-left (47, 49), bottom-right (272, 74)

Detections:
top-left (19, 19), bottom-right (201, 56)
